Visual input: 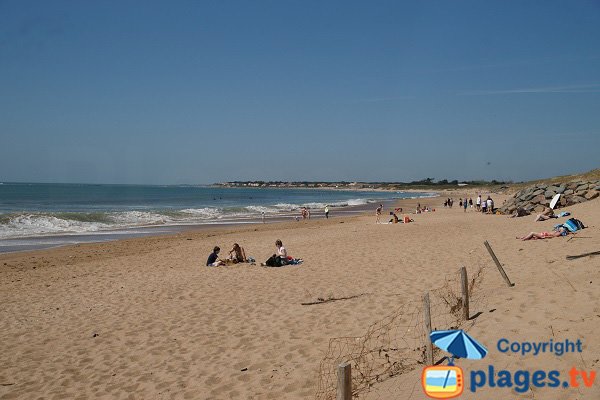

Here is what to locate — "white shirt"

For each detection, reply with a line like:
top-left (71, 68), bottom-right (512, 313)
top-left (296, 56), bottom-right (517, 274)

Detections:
top-left (476, 196), bottom-right (481, 205)
top-left (277, 246), bottom-right (287, 258)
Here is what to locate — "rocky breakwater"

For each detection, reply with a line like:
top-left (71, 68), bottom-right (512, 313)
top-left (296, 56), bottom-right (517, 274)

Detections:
top-left (499, 180), bottom-right (600, 214)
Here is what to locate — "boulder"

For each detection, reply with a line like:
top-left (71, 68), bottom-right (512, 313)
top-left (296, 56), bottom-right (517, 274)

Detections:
top-left (544, 190), bottom-right (556, 199)
top-left (576, 184), bottom-right (590, 192)
top-left (532, 194), bottom-right (546, 204)
top-left (564, 189), bottom-right (574, 196)
top-left (532, 189), bottom-right (545, 196)
top-left (556, 184), bottom-right (566, 194)
top-left (585, 190), bottom-right (599, 201)
top-left (571, 196), bottom-right (587, 204)
top-left (567, 182), bottom-right (579, 190)
top-left (533, 204), bottom-right (546, 213)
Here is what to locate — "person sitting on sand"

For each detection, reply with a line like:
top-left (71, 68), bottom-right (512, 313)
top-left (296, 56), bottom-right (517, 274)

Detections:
top-left (534, 206), bottom-right (557, 222)
top-left (517, 226), bottom-right (569, 241)
top-left (206, 246), bottom-right (226, 267)
top-left (228, 243), bottom-right (247, 263)
top-left (262, 239), bottom-right (288, 267)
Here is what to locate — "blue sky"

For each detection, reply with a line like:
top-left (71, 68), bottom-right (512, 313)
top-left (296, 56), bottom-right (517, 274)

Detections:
top-left (1, 1), bottom-right (599, 184)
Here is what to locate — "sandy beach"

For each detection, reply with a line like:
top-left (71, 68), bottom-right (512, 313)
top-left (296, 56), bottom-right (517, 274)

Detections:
top-left (1, 193), bottom-right (598, 399)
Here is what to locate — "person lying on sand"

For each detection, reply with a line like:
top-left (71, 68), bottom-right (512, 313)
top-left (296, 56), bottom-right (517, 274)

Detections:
top-left (534, 206), bottom-right (557, 222)
top-left (517, 226), bottom-right (569, 241)
top-left (228, 243), bottom-right (247, 263)
top-left (206, 246), bottom-right (226, 267)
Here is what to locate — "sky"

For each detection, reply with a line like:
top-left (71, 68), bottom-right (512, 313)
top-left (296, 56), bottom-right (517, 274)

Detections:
top-left (1, 0), bottom-right (599, 184)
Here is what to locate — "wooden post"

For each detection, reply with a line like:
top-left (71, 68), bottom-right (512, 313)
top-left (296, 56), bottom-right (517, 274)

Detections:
top-left (483, 240), bottom-right (514, 287)
top-left (460, 266), bottom-right (469, 321)
top-left (423, 292), bottom-right (434, 365)
top-left (337, 362), bottom-right (352, 400)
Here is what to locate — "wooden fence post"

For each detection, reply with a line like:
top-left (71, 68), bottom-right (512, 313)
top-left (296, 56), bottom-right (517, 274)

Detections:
top-left (423, 292), bottom-right (434, 365)
top-left (460, 266), bottom-right (469, 320)
top-left (337, 362), bottom-right (352, 400)
top-left (483, 240), bottom-right (514, 287)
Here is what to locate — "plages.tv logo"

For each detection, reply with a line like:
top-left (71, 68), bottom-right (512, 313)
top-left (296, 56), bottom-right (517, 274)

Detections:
top-left (422, 329), bottom-right (488, 399)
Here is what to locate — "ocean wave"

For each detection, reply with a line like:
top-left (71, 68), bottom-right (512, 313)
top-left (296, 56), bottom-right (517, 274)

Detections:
top-left (0, 213), bottom-right (110, 239)
top-left (179, 208), bottom-right (222, 219)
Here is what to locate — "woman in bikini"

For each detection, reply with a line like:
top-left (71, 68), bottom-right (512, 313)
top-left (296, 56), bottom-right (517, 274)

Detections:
top-left (517, 226), bottom-right (568, 241)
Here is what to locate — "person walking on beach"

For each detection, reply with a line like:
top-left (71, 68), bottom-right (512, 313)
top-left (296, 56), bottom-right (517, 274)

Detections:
top-left (376, 204), bottom-right (383, 224)
top-left (463, 198), bottom-right (468, 212)
top-left (324, 205), bottom-right (329, 219)
top-left (476, 195), bottom-right (481, 211)
top-left (469, 198), bottom-right (473, 208)
top-left (261, 211), bottom-right (265, 223)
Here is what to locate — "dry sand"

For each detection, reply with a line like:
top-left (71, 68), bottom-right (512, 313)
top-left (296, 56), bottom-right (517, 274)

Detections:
top-left (1, 194), bottom-right (598, 399)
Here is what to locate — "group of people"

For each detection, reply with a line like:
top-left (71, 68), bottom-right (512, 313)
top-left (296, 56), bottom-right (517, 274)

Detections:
top-left (517, 205), bottom-right (583, 241)
top-left (375, 204), bottom-right (414, 224)
top-left (444, 195), bottom-right (495, 214)
top-left (206, 240), bottom-right (301, 267)
top-left (295, 205), bottom-right (330, 221)
top-left (206, 243), bottom-right (248, 267)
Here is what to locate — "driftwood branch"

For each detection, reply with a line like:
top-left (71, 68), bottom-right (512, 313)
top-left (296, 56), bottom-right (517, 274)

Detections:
top-left (566, 250), bottom-right (600, 260)
top-left (301, 293), bottom-right (369, 305)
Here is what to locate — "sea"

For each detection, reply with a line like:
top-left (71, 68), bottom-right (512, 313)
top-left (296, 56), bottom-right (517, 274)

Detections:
top-left (0, 183), bottom-right (435, 252)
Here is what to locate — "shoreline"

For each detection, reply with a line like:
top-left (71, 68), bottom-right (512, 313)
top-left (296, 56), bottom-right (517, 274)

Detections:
top-left (0, 193), bottom-right (439, 254)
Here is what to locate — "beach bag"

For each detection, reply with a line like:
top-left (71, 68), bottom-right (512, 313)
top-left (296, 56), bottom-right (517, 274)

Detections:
top-left (563, 218), bottom-right (586, 232)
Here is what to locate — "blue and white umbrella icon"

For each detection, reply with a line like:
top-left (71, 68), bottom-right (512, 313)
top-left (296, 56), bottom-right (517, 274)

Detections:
top-left (430, 329), bottom-right (488, 360)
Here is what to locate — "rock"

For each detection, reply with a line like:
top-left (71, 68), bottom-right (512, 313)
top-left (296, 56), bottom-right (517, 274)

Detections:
top-left (564, 189), bottom-right (574, 196)
top-left (576, 184), bottom-right (590, 191)
top-left (532, 194), bottom-right (546, 204)
top-left (532, 189), bottom-right (545, 196)
top-left (571, 196), bottom-right (587, 204)
top-left (594, 185), bottom-right (600, 191)
top-left (533, 204), bottom-right (545, 212)
top-left (567, 182), bottom-right (579, 190)
top-left (525, 203), bottom-right (536, 212)
top-left (585, 190), bottom-right (599, 200)
top-left (544, 190), bottom-right (556, 199)
top-left (556, 184), bottom-right (566, 194)
top-left (576, 190), bottom-right (588, 197)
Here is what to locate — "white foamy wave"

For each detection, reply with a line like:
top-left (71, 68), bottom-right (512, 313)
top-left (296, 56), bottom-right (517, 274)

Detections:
top-left (179, 208), bottom-right (222, 219)
top-left (0, 214), bottom-right (110, 239)
top-left (108, 211), bottom-right (172, 225)
top-left (274, 203), bottom-right (300, 211)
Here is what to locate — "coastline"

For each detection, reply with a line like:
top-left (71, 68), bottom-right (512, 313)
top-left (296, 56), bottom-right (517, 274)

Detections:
top-left (0, 191), bottom-right (438, 254)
